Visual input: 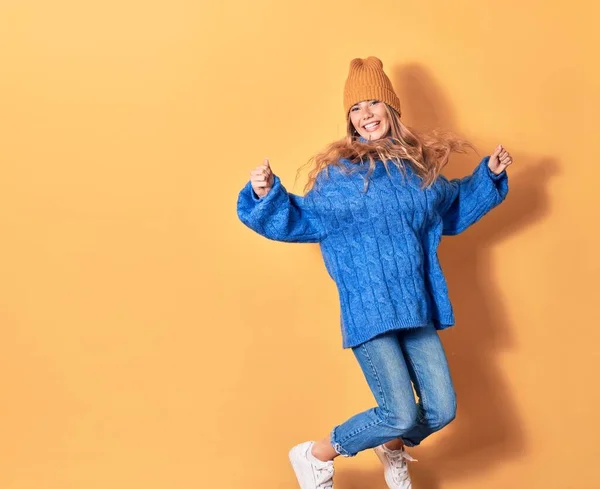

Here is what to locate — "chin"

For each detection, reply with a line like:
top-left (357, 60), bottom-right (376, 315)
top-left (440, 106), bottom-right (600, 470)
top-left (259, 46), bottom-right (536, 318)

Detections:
top-left (359, 128), bottom-right (388, 141)
top-left (368, 132), bottom-right (386, 141)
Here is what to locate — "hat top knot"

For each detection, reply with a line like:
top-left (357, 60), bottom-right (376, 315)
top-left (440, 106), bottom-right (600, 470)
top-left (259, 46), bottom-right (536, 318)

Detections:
top-left (349, 56), bottom-right (383, 70)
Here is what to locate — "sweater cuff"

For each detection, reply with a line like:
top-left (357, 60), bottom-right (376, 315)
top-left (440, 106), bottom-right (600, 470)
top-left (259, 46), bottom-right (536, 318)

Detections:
top-left (479, 155), bottom-right (509, 204)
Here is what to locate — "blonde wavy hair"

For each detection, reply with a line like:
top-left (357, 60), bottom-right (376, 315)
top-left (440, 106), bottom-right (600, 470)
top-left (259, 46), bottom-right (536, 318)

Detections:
top-left (298, 104), bottom-right (474, 193)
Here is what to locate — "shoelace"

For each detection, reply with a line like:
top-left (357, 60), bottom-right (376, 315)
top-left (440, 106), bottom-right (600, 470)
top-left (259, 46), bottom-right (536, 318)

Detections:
top-left (387, 449), bottom-right (417, 485)
top-left (314, 462), bottom-right (334, 489)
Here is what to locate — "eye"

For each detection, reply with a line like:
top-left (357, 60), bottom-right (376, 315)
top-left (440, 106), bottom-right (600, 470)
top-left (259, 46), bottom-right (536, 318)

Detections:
top-left (370, 100), bottom-right (380, 106)
top-left (350, 106), bottom-right (359, 112)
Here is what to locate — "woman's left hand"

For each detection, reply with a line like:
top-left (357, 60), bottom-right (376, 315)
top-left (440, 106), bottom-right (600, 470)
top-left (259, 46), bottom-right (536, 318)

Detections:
top-left (488, 144), bottom-right (513, 175)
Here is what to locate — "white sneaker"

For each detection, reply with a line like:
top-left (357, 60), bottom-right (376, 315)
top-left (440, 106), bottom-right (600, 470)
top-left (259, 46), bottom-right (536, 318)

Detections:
top-left (289, 441), bottom-right (335, 489)
top-left (374, 444), bottom-right (417, 489)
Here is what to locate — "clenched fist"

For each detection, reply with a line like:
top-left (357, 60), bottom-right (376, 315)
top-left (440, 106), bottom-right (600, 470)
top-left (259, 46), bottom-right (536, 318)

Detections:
top-left (488, 144), bottom-right (513, 175)
top-left (250, 158), bottom-right (275, 198)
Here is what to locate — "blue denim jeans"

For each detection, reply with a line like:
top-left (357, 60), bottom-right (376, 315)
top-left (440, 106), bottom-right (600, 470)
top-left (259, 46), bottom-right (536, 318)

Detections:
top-left (330, 325), bottom-right (456, 457)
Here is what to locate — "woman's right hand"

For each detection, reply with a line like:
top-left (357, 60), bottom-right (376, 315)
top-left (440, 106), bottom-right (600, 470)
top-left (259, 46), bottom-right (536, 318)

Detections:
top-left (250, 159), bottom-right (275, 198)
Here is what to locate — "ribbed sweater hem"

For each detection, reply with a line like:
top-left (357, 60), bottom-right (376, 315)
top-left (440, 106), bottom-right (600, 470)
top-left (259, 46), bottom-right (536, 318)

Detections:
top-left (342, 315), bottom-right (455, 349)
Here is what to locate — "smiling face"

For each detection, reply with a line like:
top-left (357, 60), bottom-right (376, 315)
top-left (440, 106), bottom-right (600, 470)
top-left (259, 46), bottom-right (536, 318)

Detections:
top-left (348, 100), bottom-right (391, 141)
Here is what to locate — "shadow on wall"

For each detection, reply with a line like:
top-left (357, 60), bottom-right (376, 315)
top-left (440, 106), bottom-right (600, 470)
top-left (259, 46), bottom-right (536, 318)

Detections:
top-left (332, 63), bottom-right (557, 489)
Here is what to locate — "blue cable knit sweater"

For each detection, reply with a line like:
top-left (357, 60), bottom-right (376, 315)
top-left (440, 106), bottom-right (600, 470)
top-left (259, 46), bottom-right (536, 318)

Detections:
top-left (237, 156), bottom-right (508, 348)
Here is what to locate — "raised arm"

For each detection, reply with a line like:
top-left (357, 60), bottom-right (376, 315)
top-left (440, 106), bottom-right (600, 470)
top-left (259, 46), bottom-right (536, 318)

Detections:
top-left (438, 147), bottom-right (512, 235)
top-left (236, 160), bottom-right (326, 243)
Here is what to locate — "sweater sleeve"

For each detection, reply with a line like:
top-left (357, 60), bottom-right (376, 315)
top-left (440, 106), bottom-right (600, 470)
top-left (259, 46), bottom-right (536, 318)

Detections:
top-left (236, 174), bottom-right (326, 243)
top-left (438, 156), bottom-right (509, 236)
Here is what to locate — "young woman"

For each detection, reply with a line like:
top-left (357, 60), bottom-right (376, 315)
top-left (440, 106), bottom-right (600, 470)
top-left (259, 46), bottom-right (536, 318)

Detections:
top-left (236, 57), bottom-right (513, 489)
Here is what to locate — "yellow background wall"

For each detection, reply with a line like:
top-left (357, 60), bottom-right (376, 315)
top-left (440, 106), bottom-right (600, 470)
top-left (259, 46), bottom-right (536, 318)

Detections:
top-left (1, 1), bottom-right (598, 488)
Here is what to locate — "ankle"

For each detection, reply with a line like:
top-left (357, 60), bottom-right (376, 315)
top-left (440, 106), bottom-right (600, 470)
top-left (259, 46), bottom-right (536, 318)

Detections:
top-left (311, 440), bottom-right (336, 463)
top-left (384, 439), bottom-right (405, 451)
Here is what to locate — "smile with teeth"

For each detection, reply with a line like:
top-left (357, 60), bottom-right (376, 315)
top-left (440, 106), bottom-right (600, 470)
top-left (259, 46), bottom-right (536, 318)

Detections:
top-left (363, 121), bottom-right (380, 131)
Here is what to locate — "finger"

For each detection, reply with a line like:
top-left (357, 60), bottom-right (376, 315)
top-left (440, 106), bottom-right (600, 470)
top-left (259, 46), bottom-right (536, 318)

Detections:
top-left (263, 158), bottom-right (271, 169)
top-left (491, 145), bottom-right (503, 158)
top-left (252, 163), bottom-right (270, 172)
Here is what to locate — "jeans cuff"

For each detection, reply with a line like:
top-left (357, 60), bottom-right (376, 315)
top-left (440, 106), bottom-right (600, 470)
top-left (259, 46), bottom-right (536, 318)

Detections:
top-left (330, 426), bottom-right (354, 457)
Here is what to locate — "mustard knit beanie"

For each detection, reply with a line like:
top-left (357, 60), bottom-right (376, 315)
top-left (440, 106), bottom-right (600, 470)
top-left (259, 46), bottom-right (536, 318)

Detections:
top-left (343, 57), bottom-right (401, 117)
